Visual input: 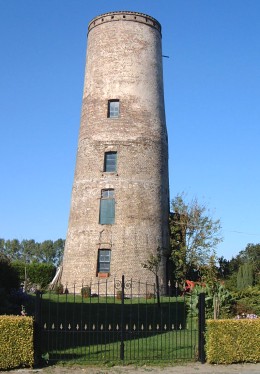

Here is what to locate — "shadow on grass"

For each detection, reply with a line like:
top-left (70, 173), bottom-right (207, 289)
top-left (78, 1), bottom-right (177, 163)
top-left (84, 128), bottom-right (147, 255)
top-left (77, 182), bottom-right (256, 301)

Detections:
top-left (29, 290), bottom-right (198, 363)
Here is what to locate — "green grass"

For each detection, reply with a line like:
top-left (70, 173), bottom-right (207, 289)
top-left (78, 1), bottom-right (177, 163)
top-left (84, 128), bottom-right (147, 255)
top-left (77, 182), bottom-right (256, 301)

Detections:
top-left (29, 292), bottom-right (199, 364)
top-left (47, 329), bottom-right (198, 365)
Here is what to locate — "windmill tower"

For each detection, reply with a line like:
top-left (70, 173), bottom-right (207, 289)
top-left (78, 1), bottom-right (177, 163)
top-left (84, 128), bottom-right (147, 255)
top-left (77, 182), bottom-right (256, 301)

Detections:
top-left (61, 11), bottom-right (170, 294)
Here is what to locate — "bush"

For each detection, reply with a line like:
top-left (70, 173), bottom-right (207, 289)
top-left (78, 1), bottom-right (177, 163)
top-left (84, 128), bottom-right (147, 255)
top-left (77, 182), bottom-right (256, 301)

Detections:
top-left (81, 286), bottom-right (91, 298)
top-left (0, 315), bottom-right (34, 369)
top-left (12, 262), bottom-right (56, 290)
top-left (206, 319), bottom-right (260, 364)
top-left (0, 254), bottom-right (20, 291)
top-left (186, 283), bottom-right (233, 319)
top-left (54, 283), bottom-right (64, 294)
top-left (0, 255), bottom-right (20, 314)
top-left (233, 286), bottom-right (260, 316)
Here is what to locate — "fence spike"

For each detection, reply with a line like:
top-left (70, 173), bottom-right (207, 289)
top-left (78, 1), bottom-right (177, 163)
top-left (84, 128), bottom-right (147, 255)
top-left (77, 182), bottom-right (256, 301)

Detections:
top-left (108, 324), bottom-right (111, 331)
top-left (92, 324), bottom-right (96, 331)
top-left (60, 323), bottom-right (63, 330)
top-left (164, 324), bottom-right (167, 330)
top-left (84, 324), bottom-right (87, 330)
top-left (43, 323), bottom-right (47, 329)
top-left (76, 324), bottom-right (79, 330)
top-left (101, 324), bottom-right (104, 330)
top-left (52, 323), bottom-right (55, 330)
top-left (68, 324), bottom-right (71, 330)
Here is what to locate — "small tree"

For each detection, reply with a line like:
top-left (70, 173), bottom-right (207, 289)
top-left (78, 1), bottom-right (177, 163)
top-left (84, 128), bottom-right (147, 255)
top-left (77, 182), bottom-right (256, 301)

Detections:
top-left (141, 247), bottom-right (163, 306)
top-left (170, 193), bottom-right (223, 283)
top-left (237, 262), bottom-right (254, 290)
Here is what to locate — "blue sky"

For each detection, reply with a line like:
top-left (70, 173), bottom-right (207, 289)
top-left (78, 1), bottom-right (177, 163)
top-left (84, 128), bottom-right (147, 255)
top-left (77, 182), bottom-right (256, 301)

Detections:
top-left (1, 0), bottom-right (260, 260)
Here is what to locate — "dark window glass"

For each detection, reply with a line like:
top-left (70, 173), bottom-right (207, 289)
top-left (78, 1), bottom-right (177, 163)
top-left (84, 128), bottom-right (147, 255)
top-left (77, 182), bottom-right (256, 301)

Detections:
top-left (104, 152), bottom-right (117, 172)
top-left (108, 100), bottom-right (119, 118)
top-left (98, 249), bottom-right (111, 272)
top-left (99, 189), bottom-right (115, 224)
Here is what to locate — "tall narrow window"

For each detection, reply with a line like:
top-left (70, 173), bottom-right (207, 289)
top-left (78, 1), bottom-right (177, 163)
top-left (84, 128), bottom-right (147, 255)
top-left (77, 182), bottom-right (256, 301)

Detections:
top-left (98, 249), bottom-right (111, 273)
top-left (104, 151), bottom-right (117, 172)
top-left (99, 189), bottom-right (115, 224)
top-left (108, 100), bottom-right (119, 118)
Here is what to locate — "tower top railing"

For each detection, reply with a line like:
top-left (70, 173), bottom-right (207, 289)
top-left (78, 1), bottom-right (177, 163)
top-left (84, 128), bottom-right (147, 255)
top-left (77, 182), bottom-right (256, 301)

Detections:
top-left (88, 11), bottom-right (162, 36)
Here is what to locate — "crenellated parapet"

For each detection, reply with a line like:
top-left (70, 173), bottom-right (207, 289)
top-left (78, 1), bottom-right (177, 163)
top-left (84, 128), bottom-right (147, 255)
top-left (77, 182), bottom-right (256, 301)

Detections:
top-left (88, 11), bottom-right (161, 35)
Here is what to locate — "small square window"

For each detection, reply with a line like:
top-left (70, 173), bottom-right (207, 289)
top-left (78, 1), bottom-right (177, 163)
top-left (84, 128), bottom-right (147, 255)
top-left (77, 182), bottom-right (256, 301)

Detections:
top-left (108, 100), bottom-right (119, 118)
top-left (104, 152), bottom-right (117, 172)
top-left (98, 249), bottom-right (111, 273)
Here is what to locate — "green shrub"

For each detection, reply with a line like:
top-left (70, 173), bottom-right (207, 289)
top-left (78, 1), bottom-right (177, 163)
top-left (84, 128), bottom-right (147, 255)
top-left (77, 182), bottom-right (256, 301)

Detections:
top-left (186, 283), bottom-right (233, 319)
top-left (12, 262), bottom-right (56, 290)
top-left (0, 315), bottom-right (34, 369)
top-left (0, 254), bottom-right (19, 291)
top-left (81, 286), bottom-right (91, 298)
top-left (206, 319), bottom-right (260, 364)
top-left (233, 286), bottom-right (260, 316)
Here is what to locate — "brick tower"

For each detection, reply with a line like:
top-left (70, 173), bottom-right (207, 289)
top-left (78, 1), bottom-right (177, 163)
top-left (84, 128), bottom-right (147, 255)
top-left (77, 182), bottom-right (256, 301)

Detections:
top-left (61, 11), bottom-right (169, 294)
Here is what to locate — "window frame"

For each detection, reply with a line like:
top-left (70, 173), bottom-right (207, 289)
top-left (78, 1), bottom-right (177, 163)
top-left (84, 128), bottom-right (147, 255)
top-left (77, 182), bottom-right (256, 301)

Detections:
top-left (98, 249), bottom-right (111, 273)
top-left (108, 99), bottom-right (120, 118)
top-left (104, 151), bottom-right (117, 173)
top-left (99, 189), bottom-right (115, 225)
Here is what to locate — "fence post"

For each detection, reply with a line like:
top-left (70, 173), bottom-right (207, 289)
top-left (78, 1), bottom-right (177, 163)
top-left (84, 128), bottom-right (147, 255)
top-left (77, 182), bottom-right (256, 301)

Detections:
top-left (198, 292), bottom-right (206, 363)
top-left (156, 274), bottom-right (161, 308)
top-left (34, 290), bottom-right (42, 366)
top-left (120, 275), bottom-right (125, 360)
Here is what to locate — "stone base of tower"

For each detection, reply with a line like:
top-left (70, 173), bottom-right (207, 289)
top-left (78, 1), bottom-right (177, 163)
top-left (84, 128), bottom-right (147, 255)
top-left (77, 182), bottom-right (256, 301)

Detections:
top-left (60, 258), bottom-right (168, 297)
top-left (60, 273), bottom-right (167, 299)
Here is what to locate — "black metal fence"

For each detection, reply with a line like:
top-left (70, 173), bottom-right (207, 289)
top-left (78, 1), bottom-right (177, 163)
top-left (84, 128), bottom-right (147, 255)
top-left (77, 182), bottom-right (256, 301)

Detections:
top-left (34, 276), bottom-right (205, 364)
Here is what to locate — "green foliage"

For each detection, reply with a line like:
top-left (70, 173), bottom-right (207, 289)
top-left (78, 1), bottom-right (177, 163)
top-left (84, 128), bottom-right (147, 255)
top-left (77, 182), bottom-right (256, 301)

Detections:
top-left (141, 247), bottom-right (162, 276)
top-left (0, 238), bottom-right (65, 266)
top-left (0, 315), bottom-right (34, 369)
top-left (206, 319), bottom-right (260, 363)
top-left (233, 286), bottom-right (260, 316)
top-left (186, 283), bottom-right (233, 319)
top-left (169, 194), bottom-right (223, 283)
top-left (0, 253), bottom-right (20, 291)
top-left (237, 262), bottom-right (254, 290)
top-left (12, 262), bottom-right (56, 290)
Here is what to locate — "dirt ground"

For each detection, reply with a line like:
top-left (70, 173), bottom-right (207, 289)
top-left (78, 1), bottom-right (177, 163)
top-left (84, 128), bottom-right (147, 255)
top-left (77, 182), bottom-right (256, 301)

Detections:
top-left (2, 363), bottom-right (260, 374)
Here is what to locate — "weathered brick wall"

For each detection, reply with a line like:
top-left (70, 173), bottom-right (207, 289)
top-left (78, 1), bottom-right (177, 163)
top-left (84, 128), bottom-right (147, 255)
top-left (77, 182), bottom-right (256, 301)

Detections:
top-left (61, 11), bottom-right (170, 294)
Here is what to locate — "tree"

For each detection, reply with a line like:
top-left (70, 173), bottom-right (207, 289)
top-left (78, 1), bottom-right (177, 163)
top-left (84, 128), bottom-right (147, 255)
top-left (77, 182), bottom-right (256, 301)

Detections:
top-left (0, 238), bottom-right (65, 266)
top-left (217, 256), bottom-right (231, 279)
top-left (237, 262), bottom-right (254, 290)
top-left (237, 243), bottom-right (260, 285)
top-left (141, 247), bottom-right (164, 305)
top-left (170, 194), bottom-right (223, 283)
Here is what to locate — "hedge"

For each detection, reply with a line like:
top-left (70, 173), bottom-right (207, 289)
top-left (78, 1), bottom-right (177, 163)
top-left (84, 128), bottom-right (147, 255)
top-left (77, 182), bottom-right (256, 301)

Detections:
top-left (12, 261), bottom-right (56, 289)
top-left (0, 315), bottom-right (34, 369)
top-left (206, 319), bottom-right (260, 364)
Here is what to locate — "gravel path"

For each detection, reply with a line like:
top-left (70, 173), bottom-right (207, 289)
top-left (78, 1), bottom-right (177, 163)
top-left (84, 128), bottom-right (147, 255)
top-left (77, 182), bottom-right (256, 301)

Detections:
top-left (2, 363), bottom-right (260, 374)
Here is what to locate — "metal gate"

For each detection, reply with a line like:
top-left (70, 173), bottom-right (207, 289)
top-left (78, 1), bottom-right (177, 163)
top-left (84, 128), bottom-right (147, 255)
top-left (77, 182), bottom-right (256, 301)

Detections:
top-left (34, 276), bottom-right (205, 364)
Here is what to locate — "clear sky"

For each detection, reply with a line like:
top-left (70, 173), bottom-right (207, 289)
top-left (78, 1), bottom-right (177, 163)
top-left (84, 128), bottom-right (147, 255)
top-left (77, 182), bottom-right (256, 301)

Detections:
top-left (1, 0), bottom-right (260, 260)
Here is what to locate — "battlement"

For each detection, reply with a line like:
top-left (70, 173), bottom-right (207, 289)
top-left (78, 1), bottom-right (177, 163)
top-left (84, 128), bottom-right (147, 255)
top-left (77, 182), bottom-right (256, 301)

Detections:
top-left (88, 11), bottom-right (161, 35)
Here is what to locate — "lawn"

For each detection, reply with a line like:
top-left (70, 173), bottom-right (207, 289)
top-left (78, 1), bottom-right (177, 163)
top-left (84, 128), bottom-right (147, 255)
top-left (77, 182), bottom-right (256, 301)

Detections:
top-left (31, 292), bottom-right (199, 364)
